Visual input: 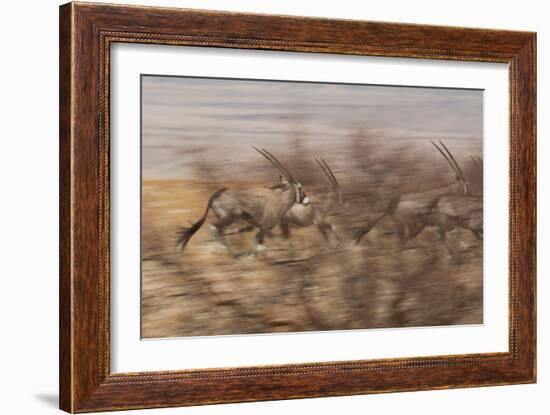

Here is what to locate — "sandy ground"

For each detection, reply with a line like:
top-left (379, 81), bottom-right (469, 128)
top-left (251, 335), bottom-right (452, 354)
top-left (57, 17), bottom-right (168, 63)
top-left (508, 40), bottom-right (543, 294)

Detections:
top-left (141, 179), bottom-right (483, 339)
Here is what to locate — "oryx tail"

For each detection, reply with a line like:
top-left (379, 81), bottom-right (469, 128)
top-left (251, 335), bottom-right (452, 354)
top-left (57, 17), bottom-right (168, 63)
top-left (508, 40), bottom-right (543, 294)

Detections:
top-left (354, 195), bottom-right (400, 244)
top-left (177, 188), bottom-right (227, 250)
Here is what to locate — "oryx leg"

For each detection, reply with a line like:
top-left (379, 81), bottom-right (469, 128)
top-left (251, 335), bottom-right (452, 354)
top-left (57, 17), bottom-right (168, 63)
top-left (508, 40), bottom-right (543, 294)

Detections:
top-left (437, 225), bottom-right (460, 263)
top-left (210, 216), bottom-right (240, 257)
top-left (255, 228), bottom-right (267, 246)
top-left (224, 224), bottom-right (255, 236)
top-left (397, 222), bottom-right (426, 252)
top-left (252, 228), bottom-right (271, 256)
top-left (235, 228), bottom-right (268, 258)
top-left (459, 227), bottom-right (483, 257)
top-left (393, 223), bottom-right (407, 252)
top-left (233, 213), bottom-right (268, 257)
top-left (317, 222), bottom-right (340, 247)
top-left (471, 229), bottom-right (483, 240)
top-left (280, 221), bottom-right (291, 239)
top-left (409, 223), bottom-right (430, 254)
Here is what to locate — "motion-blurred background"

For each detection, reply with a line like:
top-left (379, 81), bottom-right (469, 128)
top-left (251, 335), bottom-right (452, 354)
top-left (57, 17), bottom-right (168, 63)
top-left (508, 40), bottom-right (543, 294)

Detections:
top-left (141, 75), bottom-right (483, 338)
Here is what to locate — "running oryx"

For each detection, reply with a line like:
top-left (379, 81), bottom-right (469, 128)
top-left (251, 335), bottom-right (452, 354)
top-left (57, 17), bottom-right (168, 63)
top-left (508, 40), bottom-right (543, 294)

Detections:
top-left (177, 147), bottom-right (309, 257)
top-left (431, 194), bottom-right (483, 262)
top-left (354, 140), bottom-right (472, 248)
top-left (279, 156), bottom-right (343, 246)
top-left (432, 154), bottom-right (483, 261)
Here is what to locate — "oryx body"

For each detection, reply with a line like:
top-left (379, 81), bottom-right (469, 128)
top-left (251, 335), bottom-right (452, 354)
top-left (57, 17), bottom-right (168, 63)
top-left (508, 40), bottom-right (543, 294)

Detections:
top-left (434, 195), bottom-right (483, 237)
top-left (177, 147), bottom-right (308, 256)
top-left (355, 141), bottom-right (472, 248)
top-left (432, 194), bottom-right (483, 261)
top-left (431, 153), bottom-right (483, 261)
top-left (212, 184), bottom-right (303, 233)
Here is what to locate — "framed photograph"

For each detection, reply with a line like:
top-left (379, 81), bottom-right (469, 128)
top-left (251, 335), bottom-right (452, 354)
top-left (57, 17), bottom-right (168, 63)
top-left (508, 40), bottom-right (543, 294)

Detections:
top-left (59, 2), bottom-right (536, 412)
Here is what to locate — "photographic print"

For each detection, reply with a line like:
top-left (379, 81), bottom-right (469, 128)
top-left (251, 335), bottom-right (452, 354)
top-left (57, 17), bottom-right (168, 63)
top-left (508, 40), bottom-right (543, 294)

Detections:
top-left (59, 5), bottom-right (536, 409)
top-left (141, 75), bottom-right (483, 339)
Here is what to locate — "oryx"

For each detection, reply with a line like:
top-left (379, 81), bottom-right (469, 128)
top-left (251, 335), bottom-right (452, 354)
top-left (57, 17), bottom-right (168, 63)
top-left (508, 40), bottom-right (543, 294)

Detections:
top-left (432, 194), bottom-right (483, 261)
top-left (279, 156), bottom-right (343, 245)
top-left (177, 147), bottom-right (309, 257)
top-left (432, 154), bottom-right (483, 261)
top-left (354, 140), bottom-right (472, 248)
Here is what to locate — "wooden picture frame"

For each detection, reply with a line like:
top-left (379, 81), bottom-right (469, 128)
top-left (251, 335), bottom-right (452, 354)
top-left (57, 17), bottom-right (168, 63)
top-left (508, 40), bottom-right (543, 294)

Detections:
top-left (59, 2), bottom-right (536, 412)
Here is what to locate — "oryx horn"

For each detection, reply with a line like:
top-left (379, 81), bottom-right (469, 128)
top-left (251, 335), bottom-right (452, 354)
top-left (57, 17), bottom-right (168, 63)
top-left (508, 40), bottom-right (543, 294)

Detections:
top-left (252, 146), bottom-right (296, 182)
top-left (439, 140), bottom-right (466, 182)
top-left (315, 156), bottom-right (340, 190)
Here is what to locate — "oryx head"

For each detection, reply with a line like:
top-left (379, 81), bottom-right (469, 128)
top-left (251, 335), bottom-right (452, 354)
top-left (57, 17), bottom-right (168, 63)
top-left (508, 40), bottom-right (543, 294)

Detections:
top-left (252, 146), bottom-right (310, 205)
top-left (432, 140), bottom-right (471, 196)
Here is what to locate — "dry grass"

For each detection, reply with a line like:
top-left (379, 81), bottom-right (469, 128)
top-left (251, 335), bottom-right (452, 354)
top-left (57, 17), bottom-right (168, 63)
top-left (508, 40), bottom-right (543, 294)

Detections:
top-left (141, 170), bottom-right (483, 338)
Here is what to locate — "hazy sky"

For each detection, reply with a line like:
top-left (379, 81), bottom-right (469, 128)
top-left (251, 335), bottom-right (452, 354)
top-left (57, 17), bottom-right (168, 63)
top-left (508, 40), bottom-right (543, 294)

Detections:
top-left (141, 75), bottom-right (483, 179)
